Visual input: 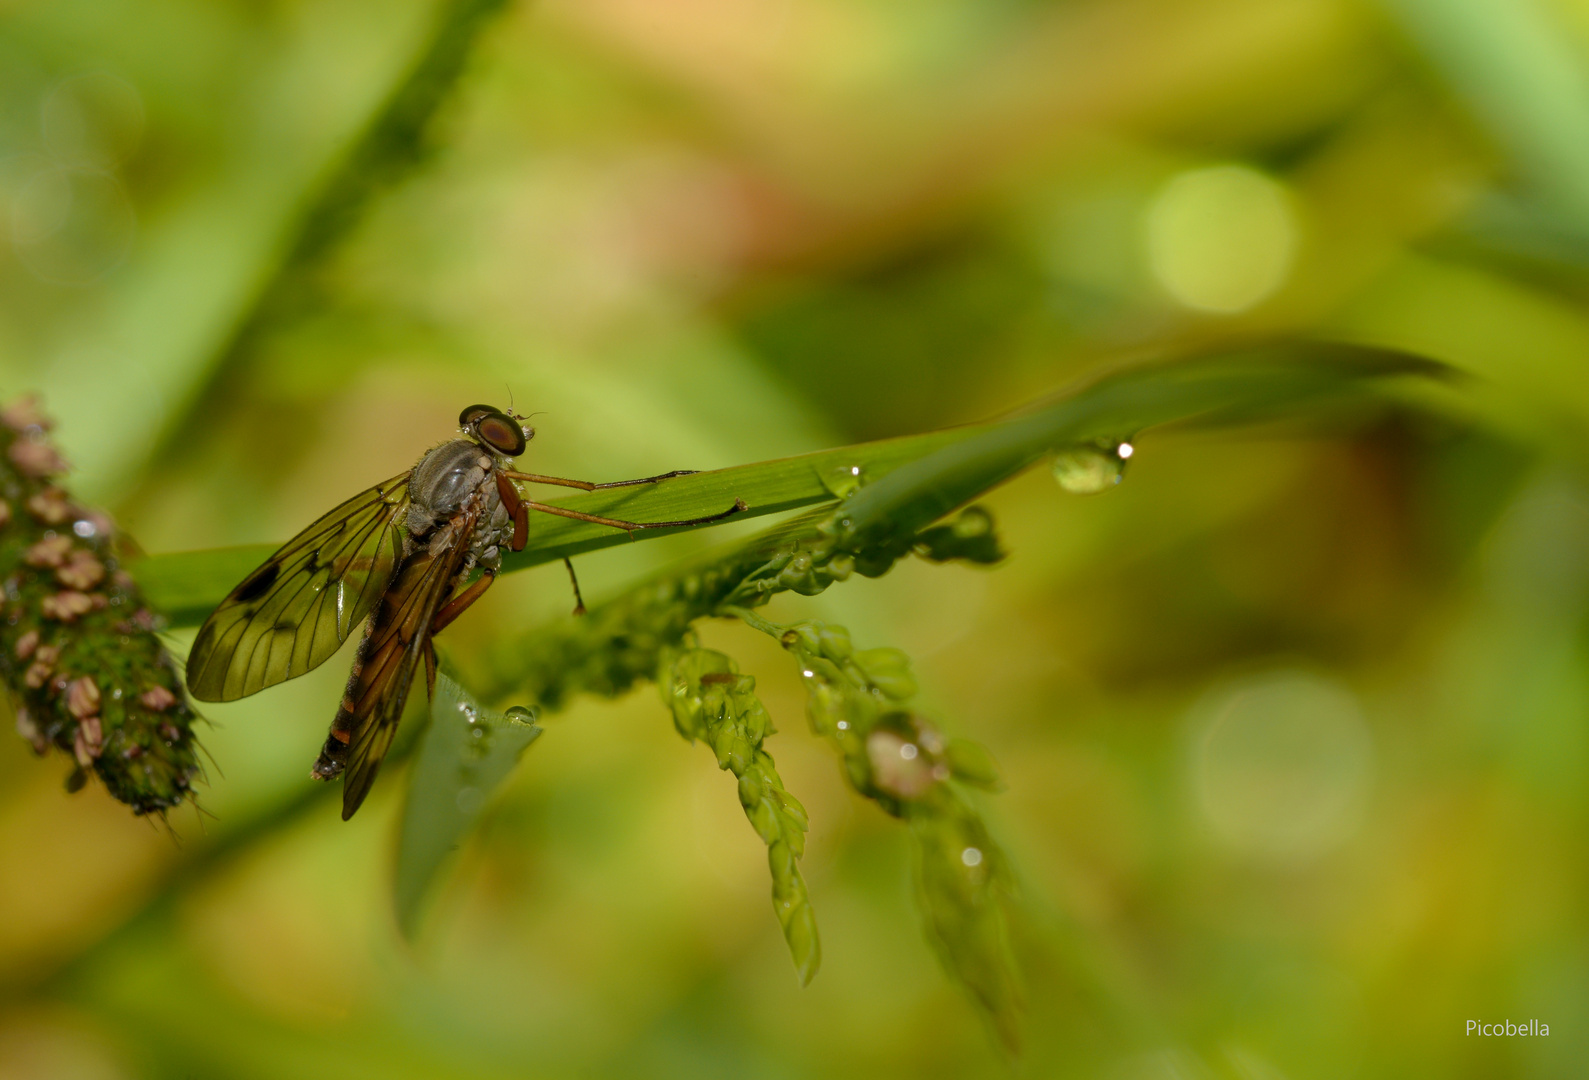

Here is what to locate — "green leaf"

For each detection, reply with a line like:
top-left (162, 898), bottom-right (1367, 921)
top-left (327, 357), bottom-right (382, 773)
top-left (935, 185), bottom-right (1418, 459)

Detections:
top-left (835, 341), bottom-right (1443, 552)
top-left (910, 801), bottom-right (1021, 1053)
top-left (130, 342), bottom-right (1444, 626)
top-left (52, 0), bottom-right (514, 501)
top-left (393, 670), bottom-right (541, 940)
top-left (1383, 0), bottom-right (1589, 233)
top-left (129, 544), bottom-right (277, 628)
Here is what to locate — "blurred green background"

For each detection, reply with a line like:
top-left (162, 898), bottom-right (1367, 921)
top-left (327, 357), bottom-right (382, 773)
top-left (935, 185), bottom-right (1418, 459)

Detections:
top-left (3, 0), bottom-right (1589, 1076)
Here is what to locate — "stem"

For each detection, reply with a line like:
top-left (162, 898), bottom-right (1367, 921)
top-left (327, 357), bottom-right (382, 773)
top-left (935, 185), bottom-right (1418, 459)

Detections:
top-left (720, 605), bottom-right (786, 638)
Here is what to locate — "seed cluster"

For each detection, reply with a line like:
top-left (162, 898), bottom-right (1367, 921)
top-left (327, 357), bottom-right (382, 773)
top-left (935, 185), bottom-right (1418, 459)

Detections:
top-left (494, 498), bottom-right (1018, 1041)
top-left (0, 397), bottom-right (201, 815)
top-left (663, 648), bottom-right (818, 984)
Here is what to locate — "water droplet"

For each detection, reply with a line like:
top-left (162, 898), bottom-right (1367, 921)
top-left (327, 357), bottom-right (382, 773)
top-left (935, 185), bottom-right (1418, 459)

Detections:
top-left (801, 669), bottom-right (815, 678)
top-left (1052, 442), bottom-right (1130, 494)
top-left (457, 702), bottom-right (478, 723)
top-left (867, 729), bottom-right (937, 798)
top-left (503, 705), bottom-right (538, 727)
top-left (819, 462), bottom-right (866, 498)
top-left (72, 519), bottom-right (95, 538)
top-left (961, 847), bottom-right (983, 867)
top-left (951, 506), bottom-right (992, 537)
top-left (470, 727), bottom-right (485, 739)
top-left (836, 720), bottom-right (849, 731)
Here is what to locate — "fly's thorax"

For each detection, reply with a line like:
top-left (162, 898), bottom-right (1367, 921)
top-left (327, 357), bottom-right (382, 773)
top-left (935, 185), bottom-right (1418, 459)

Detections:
top-left (407, 439), bottom-right (497, 535)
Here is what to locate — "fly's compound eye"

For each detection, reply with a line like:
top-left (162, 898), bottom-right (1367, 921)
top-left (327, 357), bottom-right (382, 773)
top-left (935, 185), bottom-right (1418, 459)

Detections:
top-left (458, 404), bottom-right (497, 429)
top-left (474, 411), bottom-right (527, 456)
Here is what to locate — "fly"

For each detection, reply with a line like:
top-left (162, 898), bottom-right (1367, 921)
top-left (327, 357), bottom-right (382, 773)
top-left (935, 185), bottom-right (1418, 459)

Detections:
top-left (185, 405), bottom-right (746, 819)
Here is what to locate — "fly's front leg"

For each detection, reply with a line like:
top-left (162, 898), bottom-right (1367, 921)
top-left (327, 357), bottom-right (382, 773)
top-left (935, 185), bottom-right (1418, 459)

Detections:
top-left (499, 468), bottom-right (700, 491)
top-left (499, 471), bottom-right (594, 492)
top-left (432, 571), bottom-right (496, 636)
top-left (418, 573), bottom-right (493, 701)
top-left (497, 473), bottom-right (586, 614)
top-left (593, 469), bottom-right (698, 489)
top-left (496, 472), bottom-right (530, 551)
top-left (500, 469), bottom-right (744, 534)
top-left (519, 497), bottom-right (748, 532)
top-left (563, 557), bottom-right (586, 616)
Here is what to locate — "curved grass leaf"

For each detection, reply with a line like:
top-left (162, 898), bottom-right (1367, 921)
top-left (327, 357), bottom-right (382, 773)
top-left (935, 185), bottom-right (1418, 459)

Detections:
top-left (393, 671), bottom-right (541, 940)
top-left (131, 341), bottom-right (1446, 626)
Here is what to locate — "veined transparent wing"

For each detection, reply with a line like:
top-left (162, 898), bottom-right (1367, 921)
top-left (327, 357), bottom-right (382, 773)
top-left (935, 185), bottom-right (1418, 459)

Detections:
top-left (330, 508), bottom-right (479, 820)
top-left (186, 472), bottom-right (412, 702)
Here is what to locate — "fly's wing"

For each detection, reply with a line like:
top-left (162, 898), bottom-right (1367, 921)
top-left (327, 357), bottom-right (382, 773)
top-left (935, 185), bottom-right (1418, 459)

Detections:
top-left (186, 472), bottom-right (412, 702)
top-left (317, 509), bottom-right (478, 820)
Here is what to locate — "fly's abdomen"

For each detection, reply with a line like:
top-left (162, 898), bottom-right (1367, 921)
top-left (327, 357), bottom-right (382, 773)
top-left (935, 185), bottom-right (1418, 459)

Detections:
top-left (311, 510), bottom-right (476, 819)
top-left (311, 551), bottom-right (434, 781)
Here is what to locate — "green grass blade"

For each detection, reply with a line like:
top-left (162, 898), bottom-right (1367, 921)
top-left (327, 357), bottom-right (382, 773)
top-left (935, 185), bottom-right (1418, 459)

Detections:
top-left (839, 341), bottom-right (1443, 547)
top-left (130, 544), bottom-right (277, 627)
top-left (130, 342), bottom-right (1444, 627)
top-left (393, 671), bottom-right (541, 940)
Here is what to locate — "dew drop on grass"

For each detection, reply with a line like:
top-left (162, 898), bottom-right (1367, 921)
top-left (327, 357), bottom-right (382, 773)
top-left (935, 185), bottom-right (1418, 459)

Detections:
top-left (819, 462), bottom-right (866, 499)
top-left (1052, 442), bottom-right (1132, 494)
top-left (503, 705), bottom-right (538, 727)
top-left (951, 506), bottom-right (992, 537)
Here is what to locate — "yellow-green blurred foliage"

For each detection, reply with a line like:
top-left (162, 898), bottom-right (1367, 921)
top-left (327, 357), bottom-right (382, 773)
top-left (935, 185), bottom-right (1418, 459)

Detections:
top-left (3, 0), bottom-right (1589, 1076)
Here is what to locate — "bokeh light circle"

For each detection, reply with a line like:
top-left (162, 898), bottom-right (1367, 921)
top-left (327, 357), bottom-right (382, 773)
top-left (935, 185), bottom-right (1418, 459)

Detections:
top-left (1190, 669), bottom-right (1373, 860)
top-left (1145, 164), bottom-right (1299, 314)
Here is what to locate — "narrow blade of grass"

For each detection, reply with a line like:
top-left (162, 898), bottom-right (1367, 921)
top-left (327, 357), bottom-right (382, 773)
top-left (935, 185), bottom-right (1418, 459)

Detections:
top-left (393, 671), bottom-right (541, 939)
top-left (131, 342), bottom-right (1445, 626)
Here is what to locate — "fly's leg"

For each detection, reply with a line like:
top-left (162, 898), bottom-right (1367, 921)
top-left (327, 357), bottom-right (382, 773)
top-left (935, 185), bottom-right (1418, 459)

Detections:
top-left (499, 470), bottom-right (743, 537)
top-left (415, 573), bottom-right (493, 707)
top-left (499, 468), bottom-right (699, 491)
top-left (500, 471), bottom-right (594, 492)
top-left (497, 472), bottom-right (531, 551)
top-left (517, 496), bottom-right (747, 533)
top-left (432, 571), bottom-right (496, 636)
top-left (497, 475), bottom-right (590, 617)
top-left (593, 469), bottom-right (698, 489)
top-left (495, 471), bottom-right (742, 615)
top-left (563, 557), bottom-right (586, 616)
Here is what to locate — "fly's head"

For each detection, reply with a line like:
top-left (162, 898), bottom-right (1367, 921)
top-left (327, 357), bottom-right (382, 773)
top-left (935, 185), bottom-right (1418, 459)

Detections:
top-left (459, 404), bottom-right (531, 458)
